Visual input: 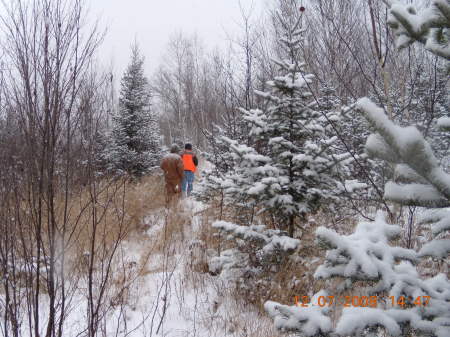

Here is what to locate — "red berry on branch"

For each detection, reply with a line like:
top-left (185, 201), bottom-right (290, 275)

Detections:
top-left (299, 6), bottom-right (306, 12)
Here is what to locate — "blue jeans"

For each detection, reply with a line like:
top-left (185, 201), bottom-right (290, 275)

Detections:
top-left (182, 170), bottom-right (195, 196)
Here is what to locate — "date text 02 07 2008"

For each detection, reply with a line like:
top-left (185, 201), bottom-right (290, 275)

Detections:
top-left (294, 295), bottom-right (431, 308)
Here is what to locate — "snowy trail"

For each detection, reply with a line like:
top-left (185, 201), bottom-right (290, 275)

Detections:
top-left (110, 197), bottom-right (280, 337)
top-left (18, 189), bottom-right (278, 336)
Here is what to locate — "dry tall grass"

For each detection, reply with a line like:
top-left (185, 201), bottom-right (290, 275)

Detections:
top-left (54, 174), bottom-right (167, 272)
top-left (2, 173), bottom-right (171, 292)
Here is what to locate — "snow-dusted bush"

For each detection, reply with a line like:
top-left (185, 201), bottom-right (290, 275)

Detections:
top-left (196, 125), bottom-right (239, 209)
top-left (267, 212), bottom-right (449, 336)
top-left (209, 220), bottom-right (300, 298)
top-left (209, 221), bottom-right (300, 275)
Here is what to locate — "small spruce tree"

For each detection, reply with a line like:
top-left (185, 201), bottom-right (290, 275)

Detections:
top-left (221, 11), bottom-right (351, 236)
top-left (107, 43), bottom-right (161, 176)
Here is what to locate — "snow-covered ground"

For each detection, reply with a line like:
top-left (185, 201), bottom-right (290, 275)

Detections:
top-left (89, 198), bottom-right (279, 337)
top-left (8, 197), bottom-right (278, 337)
top-left (112, 198), bottom-right (279, 337)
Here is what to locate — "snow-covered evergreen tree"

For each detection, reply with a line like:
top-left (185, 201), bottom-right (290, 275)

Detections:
top-left (220, 12), bottom-right (351, 236)
top-left (265, 1), bottom-right (450, 336)
top-left (265, 99), bottom-right (450, 336)
top-left (106, 44), bottom-right (161, 176)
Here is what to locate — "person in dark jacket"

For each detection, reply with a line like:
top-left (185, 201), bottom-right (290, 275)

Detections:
top-left (160, 144), bottom-right (184, 205)
top-left (181, 143), bottom-right (198, 197)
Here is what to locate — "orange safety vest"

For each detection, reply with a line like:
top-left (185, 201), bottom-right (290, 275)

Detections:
top-left (182, 152), bottom-right (196, 172)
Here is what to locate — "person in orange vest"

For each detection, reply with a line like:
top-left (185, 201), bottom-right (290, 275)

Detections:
top-left (181, 143), bottom-right (198, 197)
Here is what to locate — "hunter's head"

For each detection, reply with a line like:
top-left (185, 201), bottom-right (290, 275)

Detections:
top-left (170, 144), bottom-right (180, 153)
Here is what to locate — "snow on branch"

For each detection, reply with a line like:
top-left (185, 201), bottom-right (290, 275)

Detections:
top-left (264, 290), bottom-right (332, 336)
top-left (419, 239), bottom-right (450, 258)
top-left (365, 133), bottom-right (400, 164)
top-left (394, 164), bottom-right (428, 184)
top-left (387, 0), bottom-right (450, 60)
top-left (212, 221), bottom-right (300, 255)
top-left (384, 182), bottom-right (450, 208)
top-left (357, 97), bottom-right (450, 207)
top-left (418, 209), bottom-right (450, 236)
top-left (311, 214), bottom-right (450, 336)
top-left (336, 307), bottom-right (403, 336)
top-left (314, 212), bottom-right (418, 283)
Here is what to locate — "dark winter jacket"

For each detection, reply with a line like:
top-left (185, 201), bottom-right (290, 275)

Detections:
top-left (160, 153), bottom-right (184, 183)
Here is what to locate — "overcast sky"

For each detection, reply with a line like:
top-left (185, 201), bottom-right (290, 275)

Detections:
top-left (89, 0), bottom-right (266, 77)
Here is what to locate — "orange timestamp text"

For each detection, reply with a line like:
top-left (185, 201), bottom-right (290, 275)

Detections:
top-left (294, 295), bottom-right (430, 308)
